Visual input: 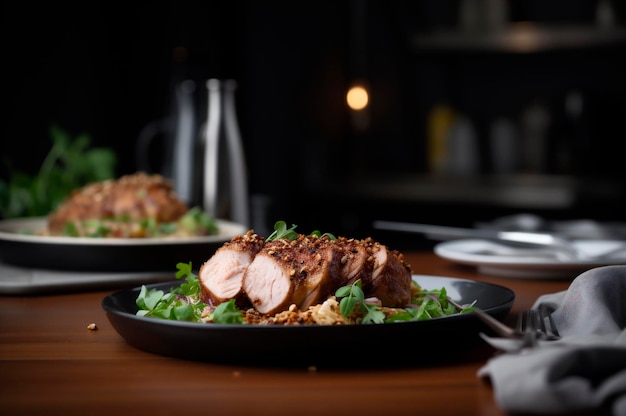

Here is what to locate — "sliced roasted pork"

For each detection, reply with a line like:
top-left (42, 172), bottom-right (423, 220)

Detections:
top-left (199, 230), bottom-right (265, 308)
top-left (332, 237), bottom-right (372, 286)
top-left (366, 240), bottom-right (413, 306)
top-left (200, 229), bottom-right (413, 316)
top-left (242, 234), bottom-right (336, 315)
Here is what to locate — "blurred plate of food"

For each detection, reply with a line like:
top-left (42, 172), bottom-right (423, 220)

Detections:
top-left (0, 173), bottom-right (247, 272)
top-left (0, 216), bottom-right (246, 272)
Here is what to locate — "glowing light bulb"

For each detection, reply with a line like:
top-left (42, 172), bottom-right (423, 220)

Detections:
top-left (346, 85), bottom-right (369, 110)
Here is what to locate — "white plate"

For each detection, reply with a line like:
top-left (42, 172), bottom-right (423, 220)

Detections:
top-left (0, 217), bottom-right (247, 272)
top-left (434, 238), bottom-right (626, 279)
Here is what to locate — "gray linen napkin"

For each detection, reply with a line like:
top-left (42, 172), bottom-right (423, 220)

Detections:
top-left (477, 265), bottom-right (626, 416)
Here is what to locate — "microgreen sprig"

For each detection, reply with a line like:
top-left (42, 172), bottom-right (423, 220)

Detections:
top-left (136, 262), bottom-right (208, 321)
top-left (266, 221), bottom-right (337, 241)
top-left (266, 221), bottom-right (299, 241)
top-left (136, 261), bottom-right (244, 324)
top-left (310, 230), bottom-right (337, 239)
top-left (208, 299), bottom-right (243, 324)
top-left (335, 280), bottom-right (386, 324)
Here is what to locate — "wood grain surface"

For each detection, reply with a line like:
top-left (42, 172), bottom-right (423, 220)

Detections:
top-left (0, 251), bottom-right (572, 415)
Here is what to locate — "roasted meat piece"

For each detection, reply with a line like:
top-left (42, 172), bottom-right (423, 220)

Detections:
top-left (199, 231), bottom-right (413, 316)
top-left (199, 230), bottom-right (265, 308)
top-left (362, 239), bottom-right (413, 307)
top-left (47, 172), bottom-right (189, 237)
top-left (332, 236), bottom-right (372, 286)
top-left (243, 234), bottom-right (337, 315)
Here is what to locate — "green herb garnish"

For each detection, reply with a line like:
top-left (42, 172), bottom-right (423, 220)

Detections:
top-left (136, 262), bottom-right (208, 321)
top-left (179, 206), bottom-right (219, 235)
top-left (208, 299), bottom-right (244, 324)
top-left (310, 230), bottom-right (337, 239)
top-left (266, 221), bottom-right (299, 241)
top-left (335, 280), bottom-right (475, 324)
top-left (266, 221), bottom-right (336, 241)
top-left (136, 261), bottom-right (243, 323)
top-left (0, 125), bottom-right (116, 219)
top-left (335, 280), bottom-right (385, 324)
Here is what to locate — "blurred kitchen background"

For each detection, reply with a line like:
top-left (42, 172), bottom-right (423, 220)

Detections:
top-left (2, 0), bottom-right (626, 247)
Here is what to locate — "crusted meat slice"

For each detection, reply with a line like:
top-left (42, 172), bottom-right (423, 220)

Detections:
top-left (199, 230), bottom-right (265, 308)
top-left (199, 228), bottom-right (414, 316)
top-left (242, 234), bottom-right (335, 315)
top-left (366, 240), bottom-right (413, 307)
top-left (331, 236), bottom-right (412, 307)
top-left (332, 237), bottom-right (372, 286)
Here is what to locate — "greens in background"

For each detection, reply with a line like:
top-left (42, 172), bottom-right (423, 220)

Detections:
top-left (0, 125), bottom-right (116, 219)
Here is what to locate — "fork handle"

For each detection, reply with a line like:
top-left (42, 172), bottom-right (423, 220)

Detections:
top-left (448, 298), bottom-right (520, 339)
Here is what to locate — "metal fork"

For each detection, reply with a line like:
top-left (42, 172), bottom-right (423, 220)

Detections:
top-left (522, 305), bottom-right (561, 340)
top-left (515, 306), bottom-right (562, 348)
top-left (516, 309), bottom-right (541, 348)
top-left (449, 299), bottom-right (561, 345)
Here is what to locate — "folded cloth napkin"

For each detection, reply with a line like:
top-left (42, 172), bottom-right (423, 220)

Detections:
top-left (478, 265), bottom-right (626, 416)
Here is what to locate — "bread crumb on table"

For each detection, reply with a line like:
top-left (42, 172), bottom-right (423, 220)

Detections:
top-left (87, 323), bottom-right (98, 331)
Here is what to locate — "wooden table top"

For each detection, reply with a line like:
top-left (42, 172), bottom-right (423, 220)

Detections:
top-left (0, 251), bottom-right (572, 415)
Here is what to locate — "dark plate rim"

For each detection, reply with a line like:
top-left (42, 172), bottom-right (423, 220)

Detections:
top-left (101, 275), bottom-right (516, 366)
top-left (102, 274), bottom-right (516, 330)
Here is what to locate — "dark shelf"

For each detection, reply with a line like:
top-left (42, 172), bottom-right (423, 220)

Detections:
top-left (412, 23), bottom-right (626, 54)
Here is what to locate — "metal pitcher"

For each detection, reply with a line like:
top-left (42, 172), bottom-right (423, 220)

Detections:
top-left (135, 78), bottom-right (249, 227)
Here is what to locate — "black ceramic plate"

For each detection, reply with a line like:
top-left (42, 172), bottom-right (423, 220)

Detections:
top-left (0, 217), bottom-right (247, 272)
top-left (102, 275), bottom-right (515, 368)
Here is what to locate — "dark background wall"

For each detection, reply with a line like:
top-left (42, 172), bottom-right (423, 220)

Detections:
top-left (2, 0), bottom-right (626, 243)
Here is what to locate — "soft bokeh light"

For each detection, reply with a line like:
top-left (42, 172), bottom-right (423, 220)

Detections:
top-left (346, 85), bottom-right (369, 110)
